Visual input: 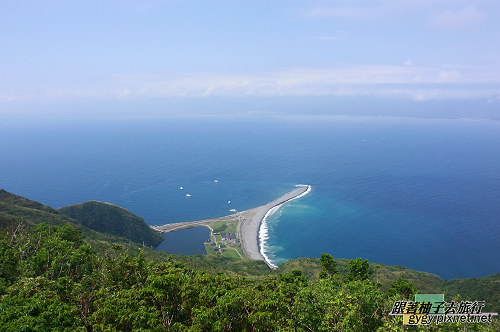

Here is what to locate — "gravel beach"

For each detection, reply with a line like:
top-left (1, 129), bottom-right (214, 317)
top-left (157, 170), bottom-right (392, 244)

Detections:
top-left (236, 185), bottom-right (310, 265)
top-left (152, 185), bottom-right (310, 268)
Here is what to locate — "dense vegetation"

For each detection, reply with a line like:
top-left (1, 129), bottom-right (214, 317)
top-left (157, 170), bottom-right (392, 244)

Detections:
top-left (58, 200), bottom-right (164, 247)
top-left (0, 189), bottom-right (161, 255)
top-left (0, 189), bottom-right (83, 230)
top-left (1, 189), bottom-right (499, 331)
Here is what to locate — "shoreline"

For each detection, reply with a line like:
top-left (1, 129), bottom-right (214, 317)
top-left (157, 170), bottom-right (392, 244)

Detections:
top-left (258, 185), bottom-right (311, 268)
top-left (151, 184), bottom-right (311, 268)
top-left (237, 185), bottom-right (311, 268)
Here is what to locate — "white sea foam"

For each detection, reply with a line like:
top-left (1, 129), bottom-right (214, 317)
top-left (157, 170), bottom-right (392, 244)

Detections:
top-left (259, 185), bottom-right (311, 269)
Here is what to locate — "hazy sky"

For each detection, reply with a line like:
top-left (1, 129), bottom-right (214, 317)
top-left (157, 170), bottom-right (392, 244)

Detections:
top-left (1, 0), bottom-right (499, 118)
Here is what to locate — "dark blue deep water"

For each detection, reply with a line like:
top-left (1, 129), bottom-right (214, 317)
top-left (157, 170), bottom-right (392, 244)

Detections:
top-left (1, 114), bottom-right (499, 280)
top-left (155, 226), bottom-right (210, 255)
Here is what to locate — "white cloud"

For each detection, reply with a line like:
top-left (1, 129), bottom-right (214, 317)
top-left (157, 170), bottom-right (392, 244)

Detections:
top-left (405, 60), bottom-right (413, 66)
top-left (429, 5), bottom-right (487, 29)
top-left (396, 88), bottom-right (500, 101)
top-left (2, 64), bottom-right (498, 102)
top-left (438, 70), bottom-right (461, 82)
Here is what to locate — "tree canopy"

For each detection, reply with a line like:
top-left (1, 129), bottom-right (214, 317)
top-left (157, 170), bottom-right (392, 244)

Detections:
top-left (1, 222), bottom-right (499, 331)
top-left (1, 190), bottom-right (499, 331)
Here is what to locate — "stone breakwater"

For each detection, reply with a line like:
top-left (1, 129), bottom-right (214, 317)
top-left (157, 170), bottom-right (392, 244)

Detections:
top-left (151, 185), bottom-right (310, 268)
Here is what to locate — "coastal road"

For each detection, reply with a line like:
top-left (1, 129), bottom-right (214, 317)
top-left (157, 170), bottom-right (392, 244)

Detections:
top-left (151, 185), bottom-right (310, 268)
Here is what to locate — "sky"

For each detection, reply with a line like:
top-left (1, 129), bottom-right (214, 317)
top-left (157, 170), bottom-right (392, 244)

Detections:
top-left (1, 0), bottom-right (499, 118)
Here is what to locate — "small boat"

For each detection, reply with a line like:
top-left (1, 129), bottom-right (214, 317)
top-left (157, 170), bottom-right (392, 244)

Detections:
top-left (214, 180), bottom-right (218, 183)
top-left (228, 201), bottom-right (231, 204)
top-left (180, 187), bottom-right (183, 190)
top-left (186, 194), bottom-right (191, 197)
top-left (230, 209), bottom-right (237, 212)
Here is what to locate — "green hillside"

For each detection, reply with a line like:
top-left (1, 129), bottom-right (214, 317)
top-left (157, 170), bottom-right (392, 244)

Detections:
top-left (58, 200), bottom-right (164, 247)
top-left (0, 189), bottom-right (84, 230)
top-left (0, 189), bottom-right (164, 256)
top-left (1, 189), bottom-right (499, 330)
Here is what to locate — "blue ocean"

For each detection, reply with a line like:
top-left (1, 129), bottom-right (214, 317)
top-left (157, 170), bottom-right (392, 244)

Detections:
top-left (1, 114), bottom-right (499, 280)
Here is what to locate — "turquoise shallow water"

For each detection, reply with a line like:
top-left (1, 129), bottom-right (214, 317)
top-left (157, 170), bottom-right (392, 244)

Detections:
top-left (1, 114), bottom-right (499, 279)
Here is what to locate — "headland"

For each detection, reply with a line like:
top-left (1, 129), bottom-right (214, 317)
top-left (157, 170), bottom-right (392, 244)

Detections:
top-left (150, 185), bottom-right (310, 268)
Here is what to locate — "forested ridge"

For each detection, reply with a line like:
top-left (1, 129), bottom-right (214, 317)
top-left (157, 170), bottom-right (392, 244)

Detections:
top-left (57, 200), bottom-right (164, 247)
top-left (1, 189), bottom-right (498, 331)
